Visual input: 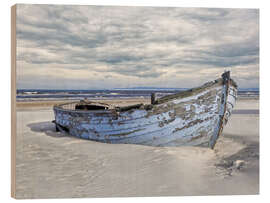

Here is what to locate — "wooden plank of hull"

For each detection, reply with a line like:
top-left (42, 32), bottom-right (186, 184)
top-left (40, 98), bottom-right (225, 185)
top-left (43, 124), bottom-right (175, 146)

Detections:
top-left (112, 116), bottom-right (219, 147)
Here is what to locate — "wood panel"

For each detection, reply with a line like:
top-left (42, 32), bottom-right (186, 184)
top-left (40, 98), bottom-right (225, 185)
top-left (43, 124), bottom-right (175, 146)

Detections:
top-left (11, 4), bottom-right (17, 198)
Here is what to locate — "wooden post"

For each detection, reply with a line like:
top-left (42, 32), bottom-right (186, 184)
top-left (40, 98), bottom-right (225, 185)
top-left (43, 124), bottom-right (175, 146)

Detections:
top-left (151, 93), bottom-right (156, 105)
top-left (222, 71), bottom-right (230, 83)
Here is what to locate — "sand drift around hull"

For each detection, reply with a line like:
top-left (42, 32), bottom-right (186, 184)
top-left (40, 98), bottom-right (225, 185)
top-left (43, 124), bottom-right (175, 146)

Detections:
top-left (53, 72), bottom-right (237, 148)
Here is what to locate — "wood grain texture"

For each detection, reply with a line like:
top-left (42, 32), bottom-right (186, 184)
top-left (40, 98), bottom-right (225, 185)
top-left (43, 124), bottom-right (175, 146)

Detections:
top-left (11, 4), bottom-right (17, 198)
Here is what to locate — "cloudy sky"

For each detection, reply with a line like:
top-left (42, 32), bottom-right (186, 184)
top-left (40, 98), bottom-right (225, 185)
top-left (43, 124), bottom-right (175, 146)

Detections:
top-left (16, 4), bottom-right (259, 89)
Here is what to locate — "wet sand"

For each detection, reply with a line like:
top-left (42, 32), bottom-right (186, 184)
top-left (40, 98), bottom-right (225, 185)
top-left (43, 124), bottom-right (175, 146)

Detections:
top-left (14, 98), bottom-right (259, 198)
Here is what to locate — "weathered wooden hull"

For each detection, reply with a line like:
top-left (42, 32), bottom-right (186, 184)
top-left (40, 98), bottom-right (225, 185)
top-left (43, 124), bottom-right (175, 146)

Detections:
top-left (53, 72), bottom-right (237, 148)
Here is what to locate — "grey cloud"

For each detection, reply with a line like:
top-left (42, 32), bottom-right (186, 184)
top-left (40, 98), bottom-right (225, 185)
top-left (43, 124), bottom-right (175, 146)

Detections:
top-left (181, 56), bottom-right (258, 67)
top-left (207, 37), bottom-right (259, 58)
top-left (98, 54), bottom-right (145, 64)
top-left (181, 8), bottom-right (230, 22)
top-left (17, 27), bottom-right (107, 49)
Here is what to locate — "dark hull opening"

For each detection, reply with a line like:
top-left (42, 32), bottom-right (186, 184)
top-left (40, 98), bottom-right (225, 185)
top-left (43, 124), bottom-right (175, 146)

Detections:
top-left (75, 104), bottom-right (108, 110)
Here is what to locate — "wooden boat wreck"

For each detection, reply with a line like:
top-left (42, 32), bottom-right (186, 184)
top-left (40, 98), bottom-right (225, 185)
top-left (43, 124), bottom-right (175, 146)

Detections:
top-left (53, 71), bottom-right (237, 148)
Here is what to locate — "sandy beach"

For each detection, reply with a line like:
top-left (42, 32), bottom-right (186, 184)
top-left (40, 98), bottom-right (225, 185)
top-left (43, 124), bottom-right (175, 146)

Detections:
top-left (14, 97), bottom-right (259, 198)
